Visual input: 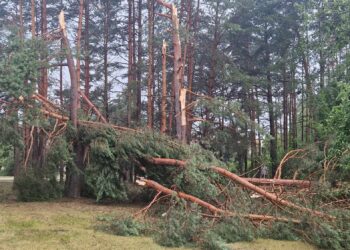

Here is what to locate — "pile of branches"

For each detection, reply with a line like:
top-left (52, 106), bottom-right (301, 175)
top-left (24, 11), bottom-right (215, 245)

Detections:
top-left (82, 127), bottom-right (349, 249)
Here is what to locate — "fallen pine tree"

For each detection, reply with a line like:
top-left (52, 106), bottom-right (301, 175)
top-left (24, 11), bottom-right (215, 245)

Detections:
top-left (136, 177), bottom-right (301, 224)
top-left (147, 157), bottom-right (331, 219)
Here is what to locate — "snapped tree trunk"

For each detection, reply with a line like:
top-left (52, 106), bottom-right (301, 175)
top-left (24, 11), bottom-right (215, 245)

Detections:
top-left (59, 11), bottom-right (84, 198)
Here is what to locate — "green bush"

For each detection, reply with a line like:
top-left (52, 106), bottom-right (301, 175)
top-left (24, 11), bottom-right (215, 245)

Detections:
top-left (109, 217), bottom-right (144, 236)
top-left (155, 202), bottom-right (203, 247)
top-left (258, 222), bottom-right (299, 241)
top-left (96, 216), bottom-right (144, 236)
top-left (215, 217), bottom-right (255, 243)
top-left (199, 231), bottom-right (228, 250)
top-left (13, 171), bottom-right (62, 201)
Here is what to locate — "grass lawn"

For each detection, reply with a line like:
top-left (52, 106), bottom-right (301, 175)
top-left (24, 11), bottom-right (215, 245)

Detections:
top-left (0, 181), bottom-right (317, 250)
top-left (0, 199), bottom-right (190, 250)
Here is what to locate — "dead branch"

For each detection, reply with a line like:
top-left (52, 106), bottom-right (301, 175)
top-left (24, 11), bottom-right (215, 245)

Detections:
top-left (274, 149), bottom-right (307, 179)
top-left (78, 90), bottom-right (107, 123)
top-left (156, 0), bottom-right (172, 9)
top-left (155, 12), bottom-right (172, 19)
top-left (243, 177), bottom-right (312, 188)
top-left (134, 191), bottom-right (163, 218)
top-left (78, 120), bottom-right (137, 132)
top-left (24, 126), bottom-right (35, 170)
top-left (148, 157), bottom-right (185, 166)
top-left (136, 178), bottom-right (300, 223)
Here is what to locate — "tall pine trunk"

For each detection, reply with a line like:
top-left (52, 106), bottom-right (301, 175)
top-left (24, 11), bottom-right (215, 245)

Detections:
top-left (147, 0), bottom-right (155, 128)
top-left (103, 0), bottom-right (110, 121)
top-left (136, 0), bottom-right (142, 125)
top-left (84, 0), bottom-right (90, 98)
top-left (265, 34), bottom-right (277, 174)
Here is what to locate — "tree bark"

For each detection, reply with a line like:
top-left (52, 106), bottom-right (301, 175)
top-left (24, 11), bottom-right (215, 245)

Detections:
top-left (136, 0), bottom-right (143, 125)
top-left (156, 0), bottom-right (186, 142)
top-left (186, 0), bottom-right (200, 140)
top-left (40, 0), bottom-right (48, 98)
top-left (84, 0), bottom-right (90, 98)
top-left (249, 89), bottom-right (257, 168)
top-left (291, 69), bottom-right (297, 148)
top-left (103, 0), bottom-right (110, 121)
top-left (19, 0), bottom-right (24, 40)
top-left (283, 65), bottom-right (288, 151)
top-left (160, 40), bottom-right (167, 133)
top-left (265, 34), bottom-right (277, 175)
top-left (76, 0), bottom-right (84, 90)
top-left (31, 0), bottom-right (36, 37)
top-left (59, 11), bottom-right (84, 198)
top-left (147, 0), bottom-right (155, 128)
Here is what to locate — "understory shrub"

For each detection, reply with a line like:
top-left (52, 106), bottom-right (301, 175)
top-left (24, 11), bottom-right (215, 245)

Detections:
top-left (109, 217), bottom-right (144, 236)
top-left (155, 202), bottom-right (203, 247)
top-left (199, 231), bottom-right (228, 250)
top-left (96, 215), bottom-right (145, 236)
top-left (214, 217), bottom-right (255, 243)
top-left (13, 171), bottom-right (62, 201)
top-left (258, 222), bottom-right (299, 241)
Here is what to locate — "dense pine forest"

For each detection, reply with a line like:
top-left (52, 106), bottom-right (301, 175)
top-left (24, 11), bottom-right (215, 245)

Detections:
top-left (1, 0), bottom-right (350, 249)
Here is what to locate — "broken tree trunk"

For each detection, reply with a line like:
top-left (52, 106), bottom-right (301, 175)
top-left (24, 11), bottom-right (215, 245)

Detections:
top-left (59, 10), bottom-right (79, 128)
top-left (136, 178), bottom-right (300, 223)
top-left (59, 10), bottom-right (84, 198)
top-left (148, 157), bottom-right (333, 219)
top-left (76, 0), bottom-right (84, 94)
top-left (156, 0), bottom-right (186, 143)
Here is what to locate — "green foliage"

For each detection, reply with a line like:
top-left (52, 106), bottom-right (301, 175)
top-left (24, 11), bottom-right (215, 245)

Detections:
top-left (199, 231), bottom-right (228, 250)
top-left (0, 119), bottom-right (23, 149)
top-left (82, 127), bottom-right (127, 201)
top-left (214, 218), bottom-right (255, 243)
top-left (258, 222), bottom-right (299, 241)
top-left (109, 217), bottom-right (144, 236)
top-left (322, 83), bottom-right (350, 181)
top-left (0, 144), bottom-right (14, 175)
top-left (14, 171), bottom-right (63, 202)
top-left (95, 215), bottom-right (145, 237)
top-left (0, 37), bottom-right (43, 99)
top-left (66, 124), bottom-right (231, 203)
top-left (46, 137), bottom-right (72, 176)
top-left (155, 202), bottom-right (203, 247)
top-left (298, 215), bottom-right (350, 250)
